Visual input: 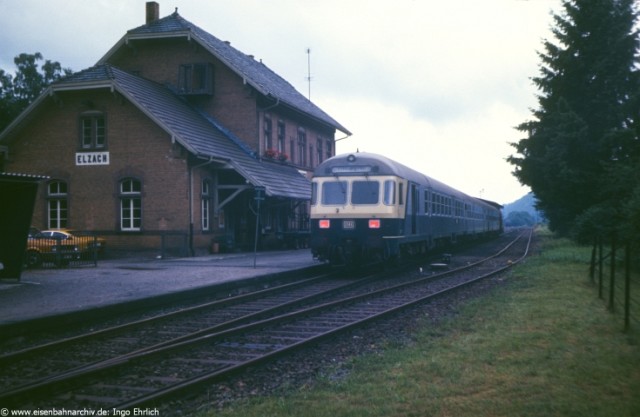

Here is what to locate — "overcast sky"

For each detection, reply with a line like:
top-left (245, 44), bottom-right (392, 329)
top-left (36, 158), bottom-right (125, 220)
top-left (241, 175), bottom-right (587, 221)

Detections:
top-left (0, 0), bottom-right (562, 204)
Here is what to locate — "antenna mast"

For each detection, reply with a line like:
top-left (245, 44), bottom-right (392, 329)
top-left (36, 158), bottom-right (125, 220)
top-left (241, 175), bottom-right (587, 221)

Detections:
top-left (306, 48), bottom-right (312, 100)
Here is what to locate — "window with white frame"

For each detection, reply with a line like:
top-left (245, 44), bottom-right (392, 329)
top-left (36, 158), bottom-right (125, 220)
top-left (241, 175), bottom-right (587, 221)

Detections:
top-left (47, 180), bottom-right (68, 229)
top-left (120, 178), bottom-right (142, 231)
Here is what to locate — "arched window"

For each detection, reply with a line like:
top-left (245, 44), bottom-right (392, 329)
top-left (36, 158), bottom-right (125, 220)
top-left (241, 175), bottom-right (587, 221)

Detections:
top-left (47, 180), bottom-right (68, 229)
top-left (201, 179), bottom-right (211, 231)
top-left (120, 178), bottom-right (141, 231)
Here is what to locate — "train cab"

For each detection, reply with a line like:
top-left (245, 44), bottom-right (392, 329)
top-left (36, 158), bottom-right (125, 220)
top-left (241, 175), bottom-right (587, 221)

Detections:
top-left (310, 152), bottom-right (502, 266)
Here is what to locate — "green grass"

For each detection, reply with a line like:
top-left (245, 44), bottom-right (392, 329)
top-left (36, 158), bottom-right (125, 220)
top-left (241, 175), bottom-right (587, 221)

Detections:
top-left (199, 231), bottom-right (640, 417)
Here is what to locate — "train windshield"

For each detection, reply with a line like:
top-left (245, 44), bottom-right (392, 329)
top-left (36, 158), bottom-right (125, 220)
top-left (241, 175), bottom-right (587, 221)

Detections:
top-left (311, 182), bottom-right (317, 205)
top-left (322, 181), bottom-right (347, 205)
top-left (384, 180), bottom-right (395, 205)
top-left (352, 180), bottom-right (379, 205)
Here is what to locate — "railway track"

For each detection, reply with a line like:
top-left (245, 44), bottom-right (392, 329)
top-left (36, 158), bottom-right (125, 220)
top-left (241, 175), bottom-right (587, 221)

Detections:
top-left (0, 229), bottom-right (532, 411)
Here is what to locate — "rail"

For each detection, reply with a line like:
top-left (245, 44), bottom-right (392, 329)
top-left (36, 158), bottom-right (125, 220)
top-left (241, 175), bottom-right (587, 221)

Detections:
top-left (0, 230), bottom-right (532, 410)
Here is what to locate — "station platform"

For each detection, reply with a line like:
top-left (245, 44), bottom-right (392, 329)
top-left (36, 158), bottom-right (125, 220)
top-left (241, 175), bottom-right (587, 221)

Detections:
top-left (0, 249), bottom-right (320, 326)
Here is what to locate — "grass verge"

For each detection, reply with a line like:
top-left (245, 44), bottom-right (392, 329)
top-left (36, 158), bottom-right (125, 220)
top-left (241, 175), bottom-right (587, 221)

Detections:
top-left (200, 231), bottom-right (640, 417)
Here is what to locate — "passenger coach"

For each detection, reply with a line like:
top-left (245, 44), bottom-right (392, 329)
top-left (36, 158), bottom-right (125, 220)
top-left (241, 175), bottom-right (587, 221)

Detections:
top-left (309, 152), bottom-right (502, 265)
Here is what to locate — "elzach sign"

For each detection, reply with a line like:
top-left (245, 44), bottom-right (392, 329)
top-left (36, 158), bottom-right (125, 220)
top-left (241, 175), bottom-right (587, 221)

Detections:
top-left (76, 152), bottom-right (110, 166)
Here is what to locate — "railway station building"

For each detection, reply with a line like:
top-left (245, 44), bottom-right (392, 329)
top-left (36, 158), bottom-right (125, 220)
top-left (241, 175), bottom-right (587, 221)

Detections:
top-left (0, 2), bottom-right (350, 256)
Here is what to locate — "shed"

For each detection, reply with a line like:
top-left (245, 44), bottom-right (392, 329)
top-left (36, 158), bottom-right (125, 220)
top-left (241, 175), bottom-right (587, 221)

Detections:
top-left (0, 172), bottom-right (48, 280)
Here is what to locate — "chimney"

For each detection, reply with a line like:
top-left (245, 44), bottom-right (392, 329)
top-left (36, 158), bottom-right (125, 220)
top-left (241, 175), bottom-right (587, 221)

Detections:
top-left (146, 2), bottom-right (159, 24)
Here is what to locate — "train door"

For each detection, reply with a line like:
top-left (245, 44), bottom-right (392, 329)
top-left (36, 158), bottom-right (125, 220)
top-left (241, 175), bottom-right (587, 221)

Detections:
top-left (410, 183), bottom-right (418, 234)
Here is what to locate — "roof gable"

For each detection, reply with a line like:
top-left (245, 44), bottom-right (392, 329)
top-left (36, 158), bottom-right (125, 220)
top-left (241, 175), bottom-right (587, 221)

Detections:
top-left (99, 10), bottom-right (350, 135)
top-left (3, 64), bottom-right (311, 200)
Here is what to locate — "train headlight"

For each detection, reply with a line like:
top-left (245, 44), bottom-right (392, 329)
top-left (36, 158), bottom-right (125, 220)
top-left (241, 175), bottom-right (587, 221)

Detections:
top-left (319, 219), bottom-right (331, 229)
top-left (368, 219), bottom-right (381, 229)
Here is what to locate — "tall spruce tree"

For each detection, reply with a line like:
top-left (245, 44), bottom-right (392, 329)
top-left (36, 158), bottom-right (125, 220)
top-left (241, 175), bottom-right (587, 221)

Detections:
top-left (508, 0), bottom-right (639, 237)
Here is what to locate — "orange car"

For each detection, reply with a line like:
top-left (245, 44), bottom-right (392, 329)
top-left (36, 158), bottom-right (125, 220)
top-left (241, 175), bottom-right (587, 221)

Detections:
top-left (25, 229), bottom-right (106, 267)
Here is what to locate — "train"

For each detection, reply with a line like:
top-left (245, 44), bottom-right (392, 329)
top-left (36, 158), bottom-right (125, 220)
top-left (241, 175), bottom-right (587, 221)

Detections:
top-left (309, 152), bottom-right (503, 266)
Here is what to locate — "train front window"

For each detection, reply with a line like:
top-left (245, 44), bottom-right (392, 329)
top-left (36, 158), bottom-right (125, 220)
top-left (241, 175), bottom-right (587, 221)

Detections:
top-left (322, 181), bottom-right (347, 205)
top-left (384, 180), bottom-right (396, 205)
top-left (311, 182), bottom-right (318, 205)
top-left (352, 180), bottom-right (379, 205)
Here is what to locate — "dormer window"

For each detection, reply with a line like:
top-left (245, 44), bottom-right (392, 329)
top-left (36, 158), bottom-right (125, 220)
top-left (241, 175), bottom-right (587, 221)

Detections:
top-left (179, 63), bottom-right (214, 95)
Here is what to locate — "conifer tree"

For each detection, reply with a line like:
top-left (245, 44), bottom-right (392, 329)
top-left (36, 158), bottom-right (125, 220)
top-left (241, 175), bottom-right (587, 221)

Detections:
top-left (508, 0), bottom-right (639, 237)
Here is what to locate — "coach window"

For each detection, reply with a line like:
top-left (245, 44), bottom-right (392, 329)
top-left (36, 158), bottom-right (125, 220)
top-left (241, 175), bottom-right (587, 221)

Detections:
top-left (47, 180), bottom-right (68, 229)
top-left (384, 180), bottom-right (396, 205)
top-left (80, 113), bottom-right (106, 150)
top-left (120, 178), bottom-right (142, 231)
top-left (424, 190), bottom-right (430, 214)
top-left (202, 179), bottom-right (211, 231)
top-left (322, 181), bottom-right (347, 205)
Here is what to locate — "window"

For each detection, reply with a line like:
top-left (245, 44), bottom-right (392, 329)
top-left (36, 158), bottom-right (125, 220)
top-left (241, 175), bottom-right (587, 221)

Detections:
top-left (80, 114), bottom-right (106, 149)
top-left (290, 139), bottom-right (295, 164)
top-left (297, 128), bottom-right (307, 166)
top-left (47, 180), bottom-right (68, 229)
top-left (384, 180), bottom-right (396, 205)
top-left (352, 181), bottom-right (379, 205)
top-left (317, 139), bottom-right (323, 165)
top-left (326, 140), bottom-right (332, 160)
top-left (202, 179), bottom-right (211, 231)
top-left (322, 181), bottom-right (347, 205)
top-left (264, 117), bottom-right (273, 150)
top-left (179, 63), bottom-right (214, 95)
top-left (424, 190), bottom-right (430, 214)
top-left (277, 121), bottom-right (285, 153)
top-left (120, 178), bottom-right (142, 231)
top-left (311, 182), bottom-right (318, 205)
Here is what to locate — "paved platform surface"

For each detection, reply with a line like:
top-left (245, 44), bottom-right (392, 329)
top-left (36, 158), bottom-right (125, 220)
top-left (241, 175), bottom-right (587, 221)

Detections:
top-left (0, 249), bottom-right (319, 325)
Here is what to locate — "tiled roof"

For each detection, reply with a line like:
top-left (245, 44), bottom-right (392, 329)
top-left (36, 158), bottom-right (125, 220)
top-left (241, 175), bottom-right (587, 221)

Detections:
top-left (54, 65), bottom-right (311, 200)
top-left (99, 11), bottom-right (350, 135)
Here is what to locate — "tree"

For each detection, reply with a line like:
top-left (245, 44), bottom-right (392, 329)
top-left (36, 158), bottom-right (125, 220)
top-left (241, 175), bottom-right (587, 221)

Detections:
top-left (504, 211), bottom-right (536, 228)
top-left (0, 53), bottom-right (72, 132)
top-left (508, 0), bottom-right (639, 237)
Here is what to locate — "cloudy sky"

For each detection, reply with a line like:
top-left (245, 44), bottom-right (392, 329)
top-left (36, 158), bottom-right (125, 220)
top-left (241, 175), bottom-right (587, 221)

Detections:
top-left (1, 0), bottom-right (562, 204)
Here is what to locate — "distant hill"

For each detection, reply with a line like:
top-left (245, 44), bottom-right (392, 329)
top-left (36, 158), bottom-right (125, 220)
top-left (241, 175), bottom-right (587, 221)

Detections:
top-left (502, 193), bottom-right (545, 226)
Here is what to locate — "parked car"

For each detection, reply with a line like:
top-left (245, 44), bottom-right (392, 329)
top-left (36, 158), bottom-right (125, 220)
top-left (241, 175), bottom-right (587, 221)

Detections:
top-left (24, 229), bottom-right (106, 268)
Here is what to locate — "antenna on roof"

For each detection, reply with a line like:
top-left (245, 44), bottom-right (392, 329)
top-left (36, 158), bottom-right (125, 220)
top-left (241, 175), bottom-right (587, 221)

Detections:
top-left (306, 48), bottom-right (312, 101)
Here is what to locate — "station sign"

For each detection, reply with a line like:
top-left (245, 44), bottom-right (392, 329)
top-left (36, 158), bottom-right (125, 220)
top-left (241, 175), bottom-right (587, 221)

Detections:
top-left (76, 152), bottom-right (110, 166)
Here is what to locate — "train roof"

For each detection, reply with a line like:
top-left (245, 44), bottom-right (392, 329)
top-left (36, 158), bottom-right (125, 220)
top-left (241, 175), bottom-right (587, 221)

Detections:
top-left (314, 152), bottom-right (500, 209)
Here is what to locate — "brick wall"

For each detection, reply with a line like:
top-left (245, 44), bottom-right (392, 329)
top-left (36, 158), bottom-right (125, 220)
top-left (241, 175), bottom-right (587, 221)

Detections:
top-left (5, 90), bottom-right (190, 242)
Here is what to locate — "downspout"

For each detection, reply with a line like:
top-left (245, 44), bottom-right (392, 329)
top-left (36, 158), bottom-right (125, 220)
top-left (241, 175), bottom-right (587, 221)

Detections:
top-left (189, 156), bottom-right (215, 256)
